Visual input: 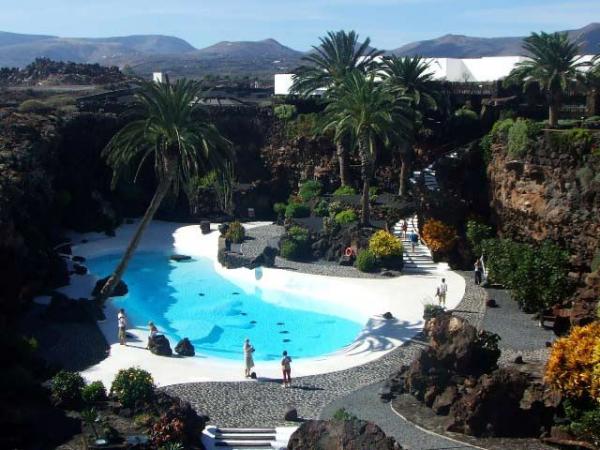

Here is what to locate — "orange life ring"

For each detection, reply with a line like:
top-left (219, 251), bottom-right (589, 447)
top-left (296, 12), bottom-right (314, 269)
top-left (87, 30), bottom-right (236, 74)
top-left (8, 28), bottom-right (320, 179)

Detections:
top-left (345, 247), bottom-right (354, 257)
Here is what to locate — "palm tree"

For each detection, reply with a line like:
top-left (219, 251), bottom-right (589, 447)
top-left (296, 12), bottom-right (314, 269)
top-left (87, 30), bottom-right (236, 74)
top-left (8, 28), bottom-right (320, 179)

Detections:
top-left (381, 56), bottom-right (439, 196)
top-left (96, 78), bottom-right (231, 301)
top-left (583, 56), bottom-right (600, 116)
top-left (291, 30), bottom-right (383, 186)
top-left (506, 31), bottom-right (590, 127)
top-left (324, 71), bottom-right (410, 224)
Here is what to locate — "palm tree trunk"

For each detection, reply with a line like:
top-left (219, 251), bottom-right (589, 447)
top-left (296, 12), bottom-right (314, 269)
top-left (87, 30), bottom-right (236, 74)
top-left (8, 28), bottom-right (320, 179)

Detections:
top-left (336, 141), bottom-right (350, 186)
top-left (358, 137), bottom-right (371, 225)
top-left (96, 173), bottom-right (174, 301)
top-left (548, 103), bottom-right (559, 128)
top-left (398, 142), bottom-right (413, 197)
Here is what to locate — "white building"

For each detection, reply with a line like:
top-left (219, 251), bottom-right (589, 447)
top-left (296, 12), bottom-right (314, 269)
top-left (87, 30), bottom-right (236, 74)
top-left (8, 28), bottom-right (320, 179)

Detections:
top-left (274, 55), bottom-right (597, 95)
top-left (152, 72), bottom-right (166, 83)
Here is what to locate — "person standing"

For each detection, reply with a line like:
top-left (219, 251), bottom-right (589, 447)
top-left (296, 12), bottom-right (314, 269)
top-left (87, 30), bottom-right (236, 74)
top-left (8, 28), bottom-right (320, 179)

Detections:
top-left (474, 258), bottom-right (483, 285)
top-left (117, 308), bottom-right (127, 345)
top-left (281, 351), bottom-right (292, 388)
top-left (243, 338), bottom-right (255, 378)
top-left (436, 278), bottom-right (448, 307)
top-left (410, 231), bottom-right (419, 252)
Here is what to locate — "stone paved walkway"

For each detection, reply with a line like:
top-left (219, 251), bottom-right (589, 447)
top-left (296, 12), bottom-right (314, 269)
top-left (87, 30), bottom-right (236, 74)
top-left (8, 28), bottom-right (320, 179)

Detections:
top-left (163, 271), bottom-right (484, 429)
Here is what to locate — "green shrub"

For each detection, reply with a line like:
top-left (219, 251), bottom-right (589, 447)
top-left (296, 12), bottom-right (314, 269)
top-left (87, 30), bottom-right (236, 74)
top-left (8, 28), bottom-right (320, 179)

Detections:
top-left (369, 230), bottom-right (403, 259)
top-left (333, 185), bottom-right (356, 196)
top-left (298, 180), bottom-right (322, 202)
top-left (284, 203), bottom-right (310, 219)
top-left (274, 104), bottom-right (297, 121)
top-left (491, 118), bottom-right (515, 141)
top-left (18, 99), bottom-right (52, 113)
top-left (280, 226), bottom-right (310, 261)
top-left (334, 209), bottom-right (358, 225)
top-left (287, 113), bottom-right (320, 138)
top-left (111, 367), bottom-right (155, 409)
top-left (482, 238), bottom-right (571, 312)
top-left (454, 107), bottom-right (478, 121)
top-left (225, 221), bottom-right (245, 243)
top-left (356, 249), bottom-right (378, 273)
top-left (564, 399), bottom-right (600, 446)
top-left (466, 220), bottom-right (493, 256)
top-left (51, 370), bottom-right (85, 408)
top-left (479, 134), bottom-right (493, 166)
top-left (81, 381), bottom-right (107, 404)
top-left (507, 118), bottom-right (541, 157)
top-left (313, 199), bottom-right (329, 217)
top-left (273, 202), bottom-right (287, 218)
top-left (332, 408), bottom-right (358, 421)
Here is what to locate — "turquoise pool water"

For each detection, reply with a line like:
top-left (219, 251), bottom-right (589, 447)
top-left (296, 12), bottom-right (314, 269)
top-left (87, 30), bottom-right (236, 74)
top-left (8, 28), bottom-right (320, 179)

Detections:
top-left (87, 252), bottom-right (362, 361)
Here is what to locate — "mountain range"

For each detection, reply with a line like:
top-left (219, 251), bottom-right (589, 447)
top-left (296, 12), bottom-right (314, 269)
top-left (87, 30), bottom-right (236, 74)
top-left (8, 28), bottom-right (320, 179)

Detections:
top-left (0, 23), bottom-right (598, 79)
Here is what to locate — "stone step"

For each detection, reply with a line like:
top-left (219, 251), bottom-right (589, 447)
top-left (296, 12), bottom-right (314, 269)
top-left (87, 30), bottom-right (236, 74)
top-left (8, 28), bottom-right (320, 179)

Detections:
top-left (216, 428), bottom-right (276, 434)
top-left (214, 440), bottom-right (274, 448)
top-left (215, 433), bottom-right (276, 441)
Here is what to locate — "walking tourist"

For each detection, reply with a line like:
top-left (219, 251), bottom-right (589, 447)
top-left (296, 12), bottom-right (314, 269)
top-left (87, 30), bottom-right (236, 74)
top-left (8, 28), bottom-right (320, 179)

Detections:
top-left (146, 321), bottom-right (158, 349)
top-left (243, 338), bottom-right (255, 378)
top-left (117, 308), bottom-right (127, 345)
top-left (401, 220), bottom-right (408, 239)
top-left (474, 258), bottom-right (483, 285)
top-left (436, 278), bottom-right (448, 307)
top-left (281, 350), bottom-right (292, 388)
top-left (410, 230), bottom-right (419, 252)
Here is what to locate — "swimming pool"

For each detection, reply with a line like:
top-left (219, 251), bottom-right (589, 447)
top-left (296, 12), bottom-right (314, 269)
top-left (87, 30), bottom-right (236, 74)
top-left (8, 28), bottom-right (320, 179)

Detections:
top-left (87, 252), bottom-right (363, 361)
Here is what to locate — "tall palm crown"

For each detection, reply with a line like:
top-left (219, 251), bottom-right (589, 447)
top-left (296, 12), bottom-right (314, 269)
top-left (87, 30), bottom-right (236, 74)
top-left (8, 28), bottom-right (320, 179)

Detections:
top-left (380, 55), bottom-right (438, 112)
top-left (506, 31), bottom-right (589, 126)
top-left (104, 78), bottom-right (231, 193)
top-left (324, 71), bottom-right (411, 223)
top-left (291, 30), bottom-right (383, 96)
top-left (97, 78), bottom-right (231, 301)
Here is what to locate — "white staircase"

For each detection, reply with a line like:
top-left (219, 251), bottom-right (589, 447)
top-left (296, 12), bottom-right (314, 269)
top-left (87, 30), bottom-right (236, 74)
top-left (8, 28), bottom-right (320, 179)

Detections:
top-left (393, 215), bottom-right (439, 273)
top-left (409, 166), bottom-right (439, 191)
top-left (203, 426), bottom-right (297, 450)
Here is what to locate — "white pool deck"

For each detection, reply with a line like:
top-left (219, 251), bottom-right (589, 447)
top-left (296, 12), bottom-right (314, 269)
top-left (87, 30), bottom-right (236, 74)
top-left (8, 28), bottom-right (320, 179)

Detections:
top-left (49, 221), bottom-right (464, 388)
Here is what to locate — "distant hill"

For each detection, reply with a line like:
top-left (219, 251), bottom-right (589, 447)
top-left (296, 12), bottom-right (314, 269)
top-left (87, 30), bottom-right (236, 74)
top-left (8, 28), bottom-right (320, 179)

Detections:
top-left (0, 23), bottom-right (598, 79)
top-left (0, 33), bottom-right (195, 68)
top-left (390, 22), bottom-right (600, 57)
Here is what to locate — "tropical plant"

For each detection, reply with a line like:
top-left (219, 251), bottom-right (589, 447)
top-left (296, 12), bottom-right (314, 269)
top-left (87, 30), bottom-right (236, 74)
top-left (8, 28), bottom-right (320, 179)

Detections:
top-left (421, 219), bottom-right (457, 253)
top-left (280, 226), bottom-right (310, 261)
top-left (292, 30), bottom-right (383, 186)
top-left (110, 367), bottom-right (155, 409)
top-left (81, 408), bottom-right (100, 439)
top-left (324, 71), bottom-right (407, 224)
top-left (273, 104), bottom-right (297, 121)
top-left (97, 78), bottom-right (231, 301)
top-left (380, 56), bottom-right (439, 195)
top-left (545, 322), bottom-right (600, 401)
top-left (213, 161), bottom-right (235, 216)
top-left (505, 32), bottom-right (590, 127)
top-left (273, 202), bottom-right (287, 220)
top-left (313, 199), bottom-right (329, 217)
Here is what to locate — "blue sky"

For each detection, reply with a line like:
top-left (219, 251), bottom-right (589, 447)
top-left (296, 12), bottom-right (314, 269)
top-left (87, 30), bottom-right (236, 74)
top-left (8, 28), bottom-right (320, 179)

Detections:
top-left (1, 0), bottom-right (598, 50)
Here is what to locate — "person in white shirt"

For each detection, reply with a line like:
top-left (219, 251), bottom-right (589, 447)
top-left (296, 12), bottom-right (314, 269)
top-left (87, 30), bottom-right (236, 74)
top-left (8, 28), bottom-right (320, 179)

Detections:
top-left (436, 278), bottom-right (448, 307)
top-left (117, 308), bottom-right (127, 345)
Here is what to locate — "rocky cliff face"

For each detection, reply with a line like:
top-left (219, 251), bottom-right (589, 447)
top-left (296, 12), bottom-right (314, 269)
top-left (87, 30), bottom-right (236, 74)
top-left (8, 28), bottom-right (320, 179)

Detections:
top-left (0, 110), bottom-right (68, 314)
top-left (488, 132), bottom-right (600, 273)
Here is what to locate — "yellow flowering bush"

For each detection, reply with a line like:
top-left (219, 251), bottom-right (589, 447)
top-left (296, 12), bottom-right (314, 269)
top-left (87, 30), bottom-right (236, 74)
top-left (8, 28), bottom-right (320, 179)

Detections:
top-left (421, 219), bottom-right (457, 253)
top-left (545, 322), bottom-right (600, 401)
top-left (111, 367), bottom-right (155, 409)
top-left (369, 230), bottom-right (403, 259)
